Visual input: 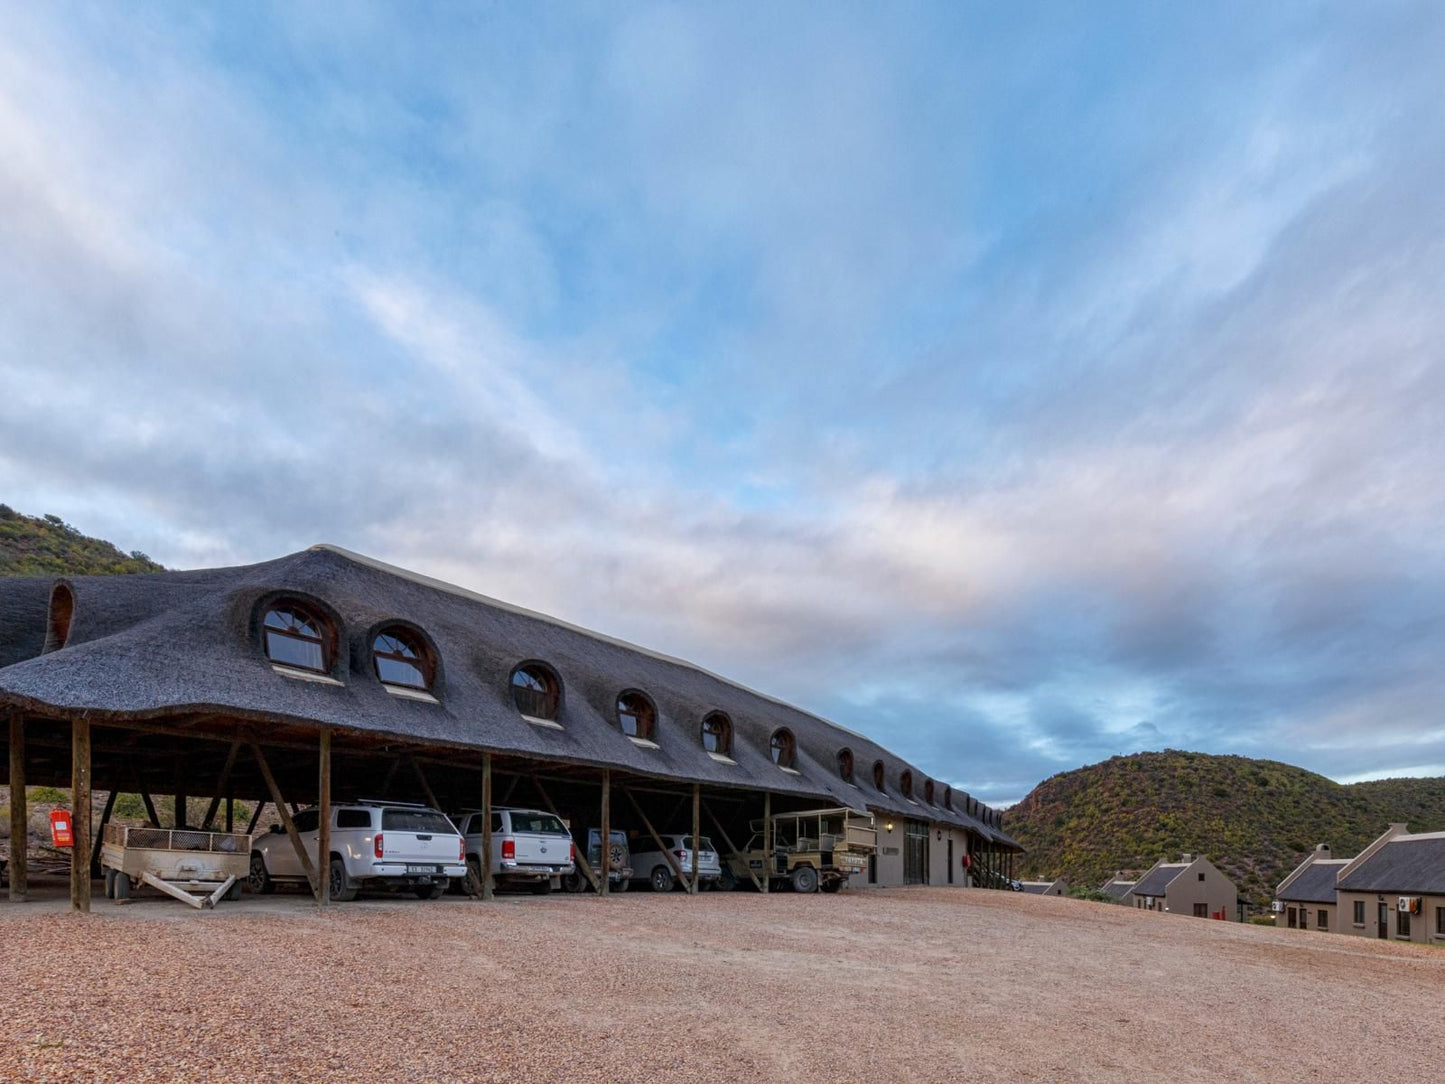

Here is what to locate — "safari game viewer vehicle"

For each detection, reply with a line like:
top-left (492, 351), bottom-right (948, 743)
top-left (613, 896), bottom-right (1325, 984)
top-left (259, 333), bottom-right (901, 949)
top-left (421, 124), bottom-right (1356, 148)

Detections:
top-left (561, 828), bottom-right (632, 893)
top-left (248, 800), bottom-right (465, 901)
top-left (722, 807), bottom-right (877, 894)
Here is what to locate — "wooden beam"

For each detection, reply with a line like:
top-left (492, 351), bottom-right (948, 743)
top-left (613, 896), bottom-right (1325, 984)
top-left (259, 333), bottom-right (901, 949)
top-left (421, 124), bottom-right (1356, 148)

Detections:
top-left (703, 799), bottom-right (763, 892)
top-left (690, 783), bottom-right (701, 894)
top-left (498, 773), bottom-right (520, 806)
top-left (599, 769), bottom-right (610, 897)
top-left (621, 787), bottom-right (686, 887)
top-left (762, 791), bottom-right (771, 894)
top-left (199, 741), bottom-right (243, 831)
top-left (379, 757), bottom-right (401, 798)
top-left (249, 741), bottom-right (319, 897)
top-left (9, 713), bottom-right (26, 901)
top-left (409, 757), bottom-right (440, 811)
top-left (225, 795), bottom-right (234, 834)
top-left (532, 777), bottom-right (598, 892)
top-left (246, 799), bottom-right (267, 835)
top-left (318, 729), bottom-right (331, 909)
top-left (480, 752), bottom-right (494, 901)
top-left (89, 789), bottom-right (118, 877)
top-left (71, 719), bottom-right (92, 913)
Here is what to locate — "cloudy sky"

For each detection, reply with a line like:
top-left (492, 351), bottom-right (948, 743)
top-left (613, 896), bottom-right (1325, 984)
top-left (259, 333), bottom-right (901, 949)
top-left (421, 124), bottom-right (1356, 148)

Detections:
top-left (3, 3), bottom-right (1444, 804)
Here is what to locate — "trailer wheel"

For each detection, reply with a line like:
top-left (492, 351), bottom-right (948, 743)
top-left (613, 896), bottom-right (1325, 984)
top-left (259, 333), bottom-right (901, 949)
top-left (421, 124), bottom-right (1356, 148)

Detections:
top-left (113, 872), bottom-right (130, 901)
top-left (248, 853), bottom-right (274, 895)
top-left (790, 865), bottom-right (819, 894)
top-left (650, 865), bottom-right (675, 893)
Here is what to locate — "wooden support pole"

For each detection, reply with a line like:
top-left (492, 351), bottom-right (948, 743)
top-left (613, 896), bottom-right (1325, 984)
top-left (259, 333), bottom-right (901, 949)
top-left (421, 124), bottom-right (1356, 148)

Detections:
top-left (317, 729), bottom-right (331, 908)
top-left (249, 741), bottom-right (320, 897)
top-left (409, 756), bottom-right (441, 811)
top-left (690, 783), bottom-right (701, 895)
top-left (380, 757), bottom-right (402, 798)
top-left (246, 799), bottom-right (267, 835)
top-left (480, 752), bottom-right (494, 901)
top-left (200, 741), bottom-right (242, 831)
top-left (71, 719), bottom-right (92, 913)
top-left (532, 777), bottom-right (598, 893)
top-left (225, 795), bottom-right (234, 834)
top-left (89, 789), bottom-right (118, 877)
top-left (703, 799), bottom-right (763, 892)
top-left (621, 787), bottom-right (687, 887)
top-left (498, 774), bottom-right (521, 806)
top-left (761, 791), bottom-right (771, 894)
top-left (9, 713), bottom-right (26, 902)
top-left (599, 770), bottom-right (610, 897)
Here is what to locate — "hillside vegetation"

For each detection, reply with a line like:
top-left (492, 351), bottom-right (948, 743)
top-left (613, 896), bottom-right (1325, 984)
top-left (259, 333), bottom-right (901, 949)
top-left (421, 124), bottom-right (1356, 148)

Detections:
top-left (1007, 750), bottom-right (1445, 906)
top-left (0, 504), bottom-right (164, 576)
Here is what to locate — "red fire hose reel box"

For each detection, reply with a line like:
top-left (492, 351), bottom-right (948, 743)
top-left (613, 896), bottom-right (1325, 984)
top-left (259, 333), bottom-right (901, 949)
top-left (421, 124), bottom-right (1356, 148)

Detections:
top-left (50, 809), bottom-right (74, 848)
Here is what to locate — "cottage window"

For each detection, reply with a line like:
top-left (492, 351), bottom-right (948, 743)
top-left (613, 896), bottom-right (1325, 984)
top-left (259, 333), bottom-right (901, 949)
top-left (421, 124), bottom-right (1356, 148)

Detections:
top-left (1353, 900), bottom-right (1365, 926)
top-left (373, 627), bottom-right (432, 690)
top-left (511, 663), bottom-right (560, 720)
top-left (263, 604), bottom-right (329, 672)
top-left (837, 748), bottom-right (854, 783)
top-left (617, 691), bottom-right (656, 741)
top-left (1436, 906), bottom-right (1445, 936)
top-left (1397, 911), bottom-right (1411, 938)
top-left (1317, 909), bottom-right (1328, 931)
top-left (770, 728), bottom-right (796, 768)
top-left (701, 712), bottom-right (731, 756)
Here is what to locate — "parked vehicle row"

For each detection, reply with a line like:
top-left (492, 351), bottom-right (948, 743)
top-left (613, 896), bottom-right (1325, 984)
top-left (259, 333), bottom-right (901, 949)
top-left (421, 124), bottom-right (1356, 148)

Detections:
top-left (246, 801), bottom-right (878, 900)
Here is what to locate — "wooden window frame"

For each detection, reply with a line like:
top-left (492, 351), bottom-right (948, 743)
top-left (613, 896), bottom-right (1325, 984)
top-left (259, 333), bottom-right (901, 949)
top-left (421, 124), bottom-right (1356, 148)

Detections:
top-left (900, 770), bottom-right (913, 800)
top-left (837, 748), bottom-right (854, 783)
top-left (617, 690), bottom-right (656, 741)
top-left (511, 663), bottom-right (561, 720)
top-left (701, 712), bottom-right (731, 756)
top-left (923, 779), bottom-right (935, 805)
top-left (372, 626), bottom-right (434, 690)
top-left (872, 760), bottom-right (885, 790)
top-left (263, 602), bottom-right (331, 673)
top-left (770, 729), bottom-right (796, 769)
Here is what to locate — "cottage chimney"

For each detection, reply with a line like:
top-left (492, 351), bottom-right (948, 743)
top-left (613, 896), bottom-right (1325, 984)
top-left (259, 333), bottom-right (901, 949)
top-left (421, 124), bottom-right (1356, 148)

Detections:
top-left (1314, 844), bottom-right (1330, 857)
top-left (1181, 853), bottom-right (1193, 863)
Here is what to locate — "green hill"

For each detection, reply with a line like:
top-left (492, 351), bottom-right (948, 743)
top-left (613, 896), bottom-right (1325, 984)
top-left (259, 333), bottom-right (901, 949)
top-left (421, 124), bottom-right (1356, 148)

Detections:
top-left (0, 504), bottom-right (164, 576)
top-left (1006, 750), bottom-right (1445, 906)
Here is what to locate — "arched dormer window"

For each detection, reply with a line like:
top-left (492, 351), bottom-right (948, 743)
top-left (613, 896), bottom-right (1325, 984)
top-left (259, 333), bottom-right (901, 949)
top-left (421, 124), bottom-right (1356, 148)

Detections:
top-left (263, 603), bottom-right (330, 673)
top-left (770, 728), bottom-right (796, 769)
top-left (873, 760), bottom-right (885, 790)
top-left (511, 662), bottom-right (560, 720)
top-left (924, 779), bottom-right (935, 805)
top-left (617, 690), bottom-right (656, 741)
top-left (943, 787), bottom-right (953, 810)
top-left (900, 770), bottom-right (914, 800)
top-left (837, 748), bottom-right (854, 783)
top-left (45, 582), bottom-right (74, 653)
top-left (373, 626), bottom-right (433, 690)
top-left (701, 712), bottom-right (732, 756)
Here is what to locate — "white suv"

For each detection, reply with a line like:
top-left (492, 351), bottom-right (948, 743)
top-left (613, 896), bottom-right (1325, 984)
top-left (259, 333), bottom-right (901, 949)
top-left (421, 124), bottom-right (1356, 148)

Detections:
top-left (249, 801), bottom-right (466, 901)
top-left (453, 807), bottom-right (575, 894)
top-left (630, 834), bottom-right (722, 892)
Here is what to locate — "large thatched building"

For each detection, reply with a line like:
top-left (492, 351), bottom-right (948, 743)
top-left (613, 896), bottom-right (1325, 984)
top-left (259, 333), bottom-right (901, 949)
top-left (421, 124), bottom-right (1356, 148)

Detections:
top-left (1, 544), bottom-right (1020, 909)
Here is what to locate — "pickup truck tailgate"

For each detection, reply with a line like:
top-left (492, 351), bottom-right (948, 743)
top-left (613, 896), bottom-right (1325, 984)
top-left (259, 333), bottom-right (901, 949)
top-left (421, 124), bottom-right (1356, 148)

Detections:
top-left (380, 809), bottom-right (460, 862)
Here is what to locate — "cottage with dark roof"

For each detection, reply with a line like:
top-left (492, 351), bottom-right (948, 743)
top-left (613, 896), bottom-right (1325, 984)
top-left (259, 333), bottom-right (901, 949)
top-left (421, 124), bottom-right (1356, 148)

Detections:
top-left (1019, 878), bottom-right (1068, 896)
top-left (1334, 824), bottom-right (1445, 944)
top-left (1, 545), bottom-right (1022, 909)
top-left (1099, 873), bottom-right (1137, 902)
top-left (1273, 844), bottom-right (1349, 932)
top-left (1122, 854), bottom-right (1237, 920)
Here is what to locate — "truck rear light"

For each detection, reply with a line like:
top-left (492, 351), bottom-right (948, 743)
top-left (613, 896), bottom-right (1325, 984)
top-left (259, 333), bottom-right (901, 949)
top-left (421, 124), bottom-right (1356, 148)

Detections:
top-left (502, 839), bottom-right (516, 861)
top-left (570, 842), bottom-right (576, 861)
top-left (458, 837), bottom-right (466, 862)
top-left (374, 833), bottom-right (384, 859)
top-left (673, 850), bottom-right (686, 859)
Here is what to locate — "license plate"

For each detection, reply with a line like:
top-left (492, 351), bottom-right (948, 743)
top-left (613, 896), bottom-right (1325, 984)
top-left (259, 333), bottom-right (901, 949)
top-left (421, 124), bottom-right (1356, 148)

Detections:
top-left (407, 865), bottom-right (439, 874)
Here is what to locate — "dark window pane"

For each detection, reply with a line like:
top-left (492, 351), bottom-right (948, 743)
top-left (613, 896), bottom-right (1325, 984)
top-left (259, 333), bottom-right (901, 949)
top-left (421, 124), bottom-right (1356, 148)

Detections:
top-left (291, 810), bottom-right (319, 834)
top-left (506, 813), bottom-right (568, 835)
top-left (382, 809), bottom-right (454, 833)
top-left (336, 809), bottom-right (372, 829)
top-left (377, 655), bottom-right (427, 688)
top-left (266, 630), bottom-right (325, 671)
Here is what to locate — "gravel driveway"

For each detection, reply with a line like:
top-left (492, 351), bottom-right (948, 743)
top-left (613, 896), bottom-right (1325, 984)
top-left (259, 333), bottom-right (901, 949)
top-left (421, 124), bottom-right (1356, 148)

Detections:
top-left (1, 885), bottom-right (1440, 1082)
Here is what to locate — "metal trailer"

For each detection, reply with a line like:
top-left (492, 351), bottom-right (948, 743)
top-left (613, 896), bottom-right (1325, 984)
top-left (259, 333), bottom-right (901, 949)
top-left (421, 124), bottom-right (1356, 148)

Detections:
top-left (99, 824), bottom-right (251, 909)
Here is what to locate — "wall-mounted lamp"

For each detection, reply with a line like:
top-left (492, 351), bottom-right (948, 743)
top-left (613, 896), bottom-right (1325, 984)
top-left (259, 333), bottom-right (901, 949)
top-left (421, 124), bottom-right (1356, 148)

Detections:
top-left (936, 830), bottom-right (943, 841)
top-left (885, 821), bottom-right (894, 832)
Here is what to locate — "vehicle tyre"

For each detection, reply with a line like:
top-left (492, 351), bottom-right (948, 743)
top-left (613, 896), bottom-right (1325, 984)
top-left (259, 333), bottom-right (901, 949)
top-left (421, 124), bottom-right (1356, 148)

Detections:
top-left (227, 879), bottom-right (243, 902)
top-left (561, 871), bottom-right (585, 893)
top-left (248, 852), bottom-right (274, 895)
top-left (113, 872), bottom-right (130, 901)
top-left (719, 866), bottom-right (738, 892)
top-left (103, 868), bottom-right (117, 899)
top-left (821, 878), bottom-right (842, 894)
top-left (650, 865), bottom-right (675, 893)
top-left (328, 857), bottom-right (358, 903)
top-left (530, 878), bottom-right (552, 896)
top-left (416, 882), bottom-right (446, 900)
top-left (613, 875), bottom-right (629, 894)
top-left (464, 857), bottom-right (484, 897)
top-left (790, 865), bottom-right (819, 894)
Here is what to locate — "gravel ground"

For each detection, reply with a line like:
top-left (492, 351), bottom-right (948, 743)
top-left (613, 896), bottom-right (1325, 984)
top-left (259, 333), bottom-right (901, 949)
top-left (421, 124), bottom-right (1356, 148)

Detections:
top-left (1, 883), bottom-right (1442, 1083)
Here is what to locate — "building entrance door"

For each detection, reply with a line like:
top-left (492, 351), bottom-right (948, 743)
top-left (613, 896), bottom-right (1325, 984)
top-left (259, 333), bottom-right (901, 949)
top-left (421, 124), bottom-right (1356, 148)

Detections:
top-left (947, 839), bottom-right (954, 885)
top-left (904, 820), bottom-right (929, 884)
top-left (1378, 902), bottom-right (1388, 939)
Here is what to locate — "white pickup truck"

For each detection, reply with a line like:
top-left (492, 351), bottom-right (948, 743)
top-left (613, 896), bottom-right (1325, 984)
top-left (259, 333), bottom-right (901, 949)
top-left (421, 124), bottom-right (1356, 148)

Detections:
top-left (248, 800), bottom-right (466, 901)
top-left (453, 807), bottom-right (575, 894)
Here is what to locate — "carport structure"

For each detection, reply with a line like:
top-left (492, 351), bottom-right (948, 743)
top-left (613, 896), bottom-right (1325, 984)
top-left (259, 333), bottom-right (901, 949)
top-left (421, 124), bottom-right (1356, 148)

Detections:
top-left (0, 545), bottom-right (1016, 910)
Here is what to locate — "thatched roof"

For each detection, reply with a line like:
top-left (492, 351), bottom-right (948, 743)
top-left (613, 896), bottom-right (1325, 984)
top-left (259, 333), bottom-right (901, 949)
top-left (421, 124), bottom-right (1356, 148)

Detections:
top-left (0, 544), bottom-right (1013, 839)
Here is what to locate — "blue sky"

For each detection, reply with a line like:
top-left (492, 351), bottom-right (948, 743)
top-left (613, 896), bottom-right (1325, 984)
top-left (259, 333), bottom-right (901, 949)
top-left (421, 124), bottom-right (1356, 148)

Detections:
top-left (3, 3), bottom-right (1444, 804)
